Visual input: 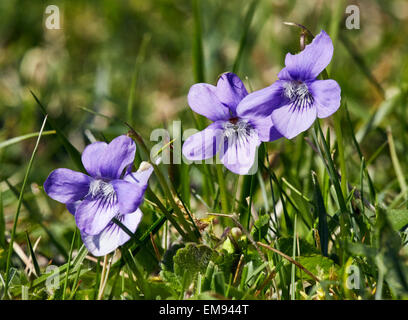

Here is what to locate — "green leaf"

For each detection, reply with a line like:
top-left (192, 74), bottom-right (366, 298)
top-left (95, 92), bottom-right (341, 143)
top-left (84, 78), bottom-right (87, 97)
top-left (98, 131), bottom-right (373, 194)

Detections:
top-left (201, 260), bottom-right (215, 292)
top-left (253, 213), bottom-right (270, 240)
top-left (161, 243), bottom-right (185, 272)
top-left (173, 243), bottom-right (217, 286)
top-left (296, 254), bottom-right (337, 281)
top-left (211, 271), bottom-right (226, 296)
top-left (277, 237), bottom-right (319, 257)
top-left (387, 209), bottom-right (408, 231)
top-left (376, 207), bottom-right (408, 297)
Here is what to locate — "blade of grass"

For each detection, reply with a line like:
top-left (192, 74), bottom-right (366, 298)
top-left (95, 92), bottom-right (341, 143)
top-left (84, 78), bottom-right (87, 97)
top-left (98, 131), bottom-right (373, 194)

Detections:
top-left (312, 120), bottom-right (348, 263)
top-left (366, 140), bottom-right (388, 166)
top-left (192, 0), bottom-right (205, 84)
top-left (232, 0), bottom-right (259, 73)
top-left (112, 216), bottom-right (161, 263)
top-left (312, 172), bottom-right (329, 257)
top-left (120, 248), bottom-right (150, 298)
top-left (313, 121), bottom-right (347, 213)
top-left (216, 164), bottom-right (229, 213)
top-left (127, 126), bottom-right (198, 241)
top-left (257, 242), bottom-right (320, 283)
top-left (339, 32), bottom-right (385, 99)
top-left (344, 104), bottom-right (377, 203)
top-left (25, 232), bottom-right (41, 277)
top-left (327, 0), bottom-right (346, 75)
top-left (145, 187), bottom-right (188, 239)
top-left (127, 34), bottom-right (151, 126)
top-left (5, 179), bottom-right (68, 259)
top-left (62, 228), bottom-right (77, 300)
top-left (257, 171), bottom-right (269, 212)
top-left (25, 244), bottom-right (88, 292)
top-left (387, 127), bottom-right (407, 196)
top-left (290, 214), bottom-right (297, 300)
top-left (359, 157), bottom-right (366, 217)
top-left (333, 106), bottom-right (348, 197)
top-left (30, 91), bottom-right (85, 173)
top-left (191, 0), bottom-right (218, 206)
top-left (0, 131), bottom-right (55, 150)
top-left (0, 187), bottom-right (5, 249)
top-left (4, 115), bottom-right (48, 298)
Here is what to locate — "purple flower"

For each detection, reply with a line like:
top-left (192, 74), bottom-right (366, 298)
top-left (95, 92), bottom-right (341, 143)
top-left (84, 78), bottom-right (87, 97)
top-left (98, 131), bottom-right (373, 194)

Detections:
top-left (44, 135), bottom-right (153, 256)
top-left (237, 30), bottom-right (341, 139)
top-left (182, 72), bottom-right (282, 175)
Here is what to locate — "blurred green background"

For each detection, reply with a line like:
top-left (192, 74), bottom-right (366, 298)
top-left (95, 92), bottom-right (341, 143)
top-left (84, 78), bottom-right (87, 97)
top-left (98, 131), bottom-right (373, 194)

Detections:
top-left (0, 0), bottom-right (408, 260)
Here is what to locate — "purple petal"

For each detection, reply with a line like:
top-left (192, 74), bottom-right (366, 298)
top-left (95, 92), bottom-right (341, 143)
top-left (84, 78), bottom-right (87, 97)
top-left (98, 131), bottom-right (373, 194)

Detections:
top-left (111, 180), bottom-right (144, 214)
top-left (75, 195), bottom-right (119, 235)
top-left (309, 79), bottom-right (341, 118)
top-left (99, 135), bottom-right (136, 180)
top-left (271, 102), bottom-right (317, 139)
top-left (188, 84), bottom-right (231, 121)
top-left (44, 168), bottom-right (91, 204)
top-left (81, 141), bottom-right (108, 178)
top-left (82, 209), bottom-right (143, 256)
top-left (216, 73), bottom-right (248, 115)
top-left (277, 68), bottom-right (292, 81)
top-left (247, 116), bottom-right (283, 142)
top-left (236, 81), bottom-right (287, 118)
top-left (66, 201), bottom-right (81, 215)
top-left (284, 30), bottom-right (333, 81)
top-left (124, 161), bottom-right (154, 191)
top-left (182, 121), bottom-right (224, 161)
top-left (219, 129), bottom-right (261, 175)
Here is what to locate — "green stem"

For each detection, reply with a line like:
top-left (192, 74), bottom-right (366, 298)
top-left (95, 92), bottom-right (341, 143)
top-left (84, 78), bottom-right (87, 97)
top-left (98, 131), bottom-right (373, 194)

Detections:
top-left (4, 116), bottom-right (48, 298)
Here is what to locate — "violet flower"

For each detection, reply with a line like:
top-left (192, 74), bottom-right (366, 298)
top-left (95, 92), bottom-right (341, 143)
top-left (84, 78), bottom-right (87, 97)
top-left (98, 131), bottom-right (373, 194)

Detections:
top-left (237, 30), bottom-right (341, 139)
top-left (182, 72), bottom-right (282, 175)
top-left (44, 135), bottom-right (153, 256)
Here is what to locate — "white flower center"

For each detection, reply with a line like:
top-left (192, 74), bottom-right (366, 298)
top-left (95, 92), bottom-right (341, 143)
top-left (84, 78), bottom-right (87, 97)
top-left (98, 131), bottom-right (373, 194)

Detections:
top-left (223, 118), bottom-right (255, 145)
top-left (283, 81), bottom-right (314, 108)
top-left (89, 179), bottom-right (116, 199)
